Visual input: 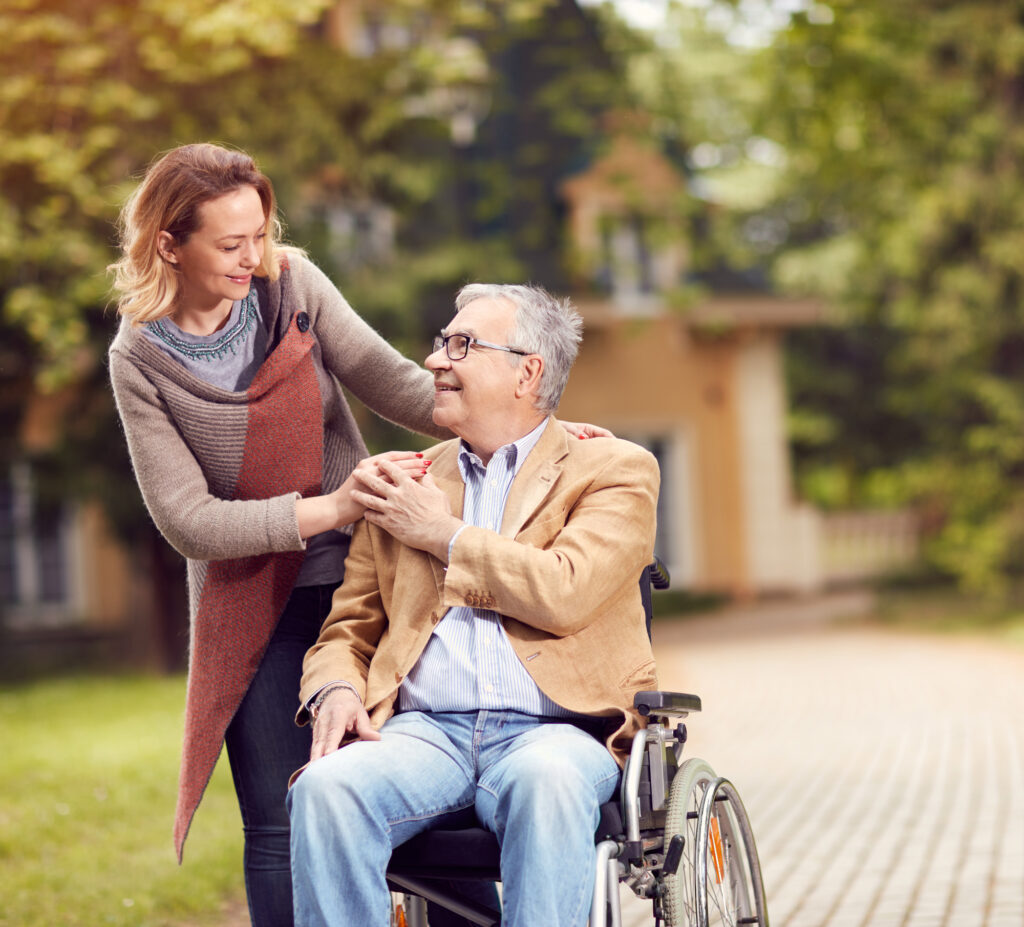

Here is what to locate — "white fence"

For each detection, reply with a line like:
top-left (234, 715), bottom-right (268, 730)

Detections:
top-left (821, 509), bottom-right (921, 584)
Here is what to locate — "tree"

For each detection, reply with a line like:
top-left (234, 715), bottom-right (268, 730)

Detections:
top-left (681, 0), bottom-right (1024, 594)
top-left (0, 0), bottom-right (498, 663)
top-left (1, 0), bottom-right (629, 664)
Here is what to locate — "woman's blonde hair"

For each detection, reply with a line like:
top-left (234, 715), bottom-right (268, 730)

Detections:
top-left (109, 143), bottom-right (302, 324)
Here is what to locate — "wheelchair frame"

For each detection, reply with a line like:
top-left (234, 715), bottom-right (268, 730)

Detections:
top-left (386, 562), bottom-right (769, 927)
top-left (589, 691), bottom-right (769, 926)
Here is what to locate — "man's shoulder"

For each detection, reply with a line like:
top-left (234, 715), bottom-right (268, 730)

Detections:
top-left (565, 433), bottom-right (658, 469)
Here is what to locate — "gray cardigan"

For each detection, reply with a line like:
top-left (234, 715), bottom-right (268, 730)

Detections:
top-left (109, 254), bottom-right (444, 605)
top-left (108, 254), bottom-right (445, 857)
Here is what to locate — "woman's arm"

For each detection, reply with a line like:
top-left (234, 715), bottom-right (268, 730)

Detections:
top-left (110, 351), bottom-right (424, 560)
top-left (294, 259), bottom-right (614, 443)
top-left (294, 258), bottom-right (446, 439)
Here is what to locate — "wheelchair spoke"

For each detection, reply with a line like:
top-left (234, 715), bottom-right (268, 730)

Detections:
top-left (661, 764), bottom-right (769, 927)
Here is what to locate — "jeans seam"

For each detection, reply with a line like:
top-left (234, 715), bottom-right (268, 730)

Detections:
top-left (386, 798), bottom-right (475, 829)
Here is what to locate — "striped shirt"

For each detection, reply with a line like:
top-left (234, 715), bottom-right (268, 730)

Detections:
top-left (398, 417), bottom-right (573, 717)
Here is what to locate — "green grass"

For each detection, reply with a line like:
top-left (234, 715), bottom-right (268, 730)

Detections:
top-left (873, 582), bottom-right (1024, 645)
top-left (0, 674), bottom-right (245, 927)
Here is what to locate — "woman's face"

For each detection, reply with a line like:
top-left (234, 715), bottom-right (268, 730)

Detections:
top-left (159, 185), bottom-right (267, 316)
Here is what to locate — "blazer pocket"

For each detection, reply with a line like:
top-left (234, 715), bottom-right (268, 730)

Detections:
top-left (619, 659), bottom-right (658, 692)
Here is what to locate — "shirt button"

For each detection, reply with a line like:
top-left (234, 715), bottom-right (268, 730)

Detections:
top-left (295, 312), bottom-right (310, 332)
top-left (485, 684), bottom-right (494, 693)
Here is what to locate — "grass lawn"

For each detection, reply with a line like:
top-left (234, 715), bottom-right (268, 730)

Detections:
top-left (873, 581), bottom-right (1024, 645)
top-left (0, 674), bottom-right (245, 927)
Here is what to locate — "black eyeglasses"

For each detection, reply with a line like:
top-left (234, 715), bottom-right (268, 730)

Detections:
top-left (432, 332), bottom-right (529, 361)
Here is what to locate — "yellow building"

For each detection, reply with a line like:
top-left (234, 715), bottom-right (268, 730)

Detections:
top-left (557, 128), bottom-right (824, 598)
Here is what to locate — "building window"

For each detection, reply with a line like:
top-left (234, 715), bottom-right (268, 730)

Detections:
top-left (621, 432), bottom-right (695, 588)
top-left (0, 463), bottom-right (73, 624)
top-left (594, 213), bottom-right (675, 316)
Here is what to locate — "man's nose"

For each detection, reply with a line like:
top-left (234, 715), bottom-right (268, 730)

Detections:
top-left (425, 346), bottom-right (449, 370)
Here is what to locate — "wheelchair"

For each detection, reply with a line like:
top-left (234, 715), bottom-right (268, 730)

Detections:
top-left (385, 561), bottom-right (768, 927)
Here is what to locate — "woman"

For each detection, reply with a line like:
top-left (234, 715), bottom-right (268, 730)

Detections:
top-left (108, 143), bottom-right (603, 925)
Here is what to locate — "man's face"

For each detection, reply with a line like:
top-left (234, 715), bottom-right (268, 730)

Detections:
top-left (425, 297), bottom-right (522, 437)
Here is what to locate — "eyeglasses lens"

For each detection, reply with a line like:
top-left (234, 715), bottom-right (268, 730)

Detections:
top-left (435, 334), bottom-right (471, 360)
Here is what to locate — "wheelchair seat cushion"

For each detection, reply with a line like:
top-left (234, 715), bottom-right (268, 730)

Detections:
top-left (387, 800), bottom-right (624, 880)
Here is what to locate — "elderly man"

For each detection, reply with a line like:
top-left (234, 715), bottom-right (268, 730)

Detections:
top-left (288, 284), bottom-right (660, 927)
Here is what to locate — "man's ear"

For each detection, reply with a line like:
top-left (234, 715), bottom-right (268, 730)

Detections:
top-left (157, 231), bottom-right (179, 266)
top-left (515, 355), bottom-right (544, 400)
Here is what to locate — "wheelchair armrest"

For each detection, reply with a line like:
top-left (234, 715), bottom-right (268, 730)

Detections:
top-left (634, 690), bottom-right (701, 717)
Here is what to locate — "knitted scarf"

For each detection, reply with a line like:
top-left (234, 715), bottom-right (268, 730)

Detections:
top-left (173, 311), bottom-right (323, 860)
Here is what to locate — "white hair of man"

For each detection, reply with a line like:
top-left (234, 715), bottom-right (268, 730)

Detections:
top-left (454, 283), bottom-right (583, 414)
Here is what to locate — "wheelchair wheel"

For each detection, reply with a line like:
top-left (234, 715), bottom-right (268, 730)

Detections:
top-left (662, 758), bottom-right (716, 926)
top-left (694, 778), bottom-right (767, 926)
top-left (662, 761), bottom-right (768, 926)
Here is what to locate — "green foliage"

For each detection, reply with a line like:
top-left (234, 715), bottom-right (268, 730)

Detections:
top-left (0, 0), bottom-right (333, 387)
top-left (0, 674), bottom-right (242, 926)
top-left (1, 1), bottom-right (633, 672)
top-left (740, 0), bottom-right (1024, 593)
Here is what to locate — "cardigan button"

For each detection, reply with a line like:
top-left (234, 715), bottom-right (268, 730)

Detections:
top-left (296, 312), bottom-right (310, 332)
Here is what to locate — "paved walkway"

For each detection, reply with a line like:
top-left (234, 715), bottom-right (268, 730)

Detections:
top-left (615, 591), bottom-right (1024, 927)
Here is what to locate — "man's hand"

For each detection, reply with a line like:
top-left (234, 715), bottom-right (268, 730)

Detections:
top-left (351, 460), bottom-right (462, 561)
top-left (310, 687), bottom-right (381, 762)
top-left (297, 451), bottom-right (429, 537)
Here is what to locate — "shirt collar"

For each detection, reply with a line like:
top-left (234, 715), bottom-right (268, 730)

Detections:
top-left (458, 416), bottom-right (551, 481)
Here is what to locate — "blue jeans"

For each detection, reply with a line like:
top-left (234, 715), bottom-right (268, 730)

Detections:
top-left (224, 585), bottom-right (493, 927)
top-left (288, 709), bottom-right (621, 927)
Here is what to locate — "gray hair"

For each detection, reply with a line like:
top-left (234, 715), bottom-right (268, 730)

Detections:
top-left (454, 283), bottom-right (582, 413)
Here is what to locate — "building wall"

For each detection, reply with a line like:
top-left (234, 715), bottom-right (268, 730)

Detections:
top-left (734, 334), bottom-right (822, 594)
top-left (558, 314), bottom-right (751, 596)
top-left (560, 312), bottom-right (824, 597)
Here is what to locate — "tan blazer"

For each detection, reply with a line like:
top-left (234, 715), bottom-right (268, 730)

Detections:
top-left (299, 418), bottom-right (661, 764)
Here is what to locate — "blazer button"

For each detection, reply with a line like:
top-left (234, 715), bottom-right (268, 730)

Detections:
top-left (394, 672), bottom-right (403, 683)
top-left (296, 312), bottom-right (310, 332)
top-left (431, 612), bottom-right (440, 625)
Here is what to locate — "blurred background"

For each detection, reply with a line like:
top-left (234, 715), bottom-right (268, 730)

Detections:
top-left (2, 1), bottom-right (1023, 925)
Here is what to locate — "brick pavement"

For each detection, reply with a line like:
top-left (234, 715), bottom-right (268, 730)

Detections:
top-left (615, 592), bottom-right (1024, 927)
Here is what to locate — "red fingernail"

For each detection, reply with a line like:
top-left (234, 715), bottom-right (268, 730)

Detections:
top-left (415, 452), bottom-right (423, 458)
top-left (578, 434), bottom-right (586, 439)
top-left (421, 468), bottom-right (428, 475)
top-left (424, 460), bottom-right (432, 466)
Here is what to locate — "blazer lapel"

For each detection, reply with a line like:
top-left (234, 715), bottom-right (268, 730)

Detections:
top-left (426, 442), bottom-right (466, 593)
top-left (500, 418), bottom-right (568, 538)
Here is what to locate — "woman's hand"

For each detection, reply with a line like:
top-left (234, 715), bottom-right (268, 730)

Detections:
top-left (296, 451), bottom-right (430, 538)
top-left (560, 420), bottom-right (615, 440)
